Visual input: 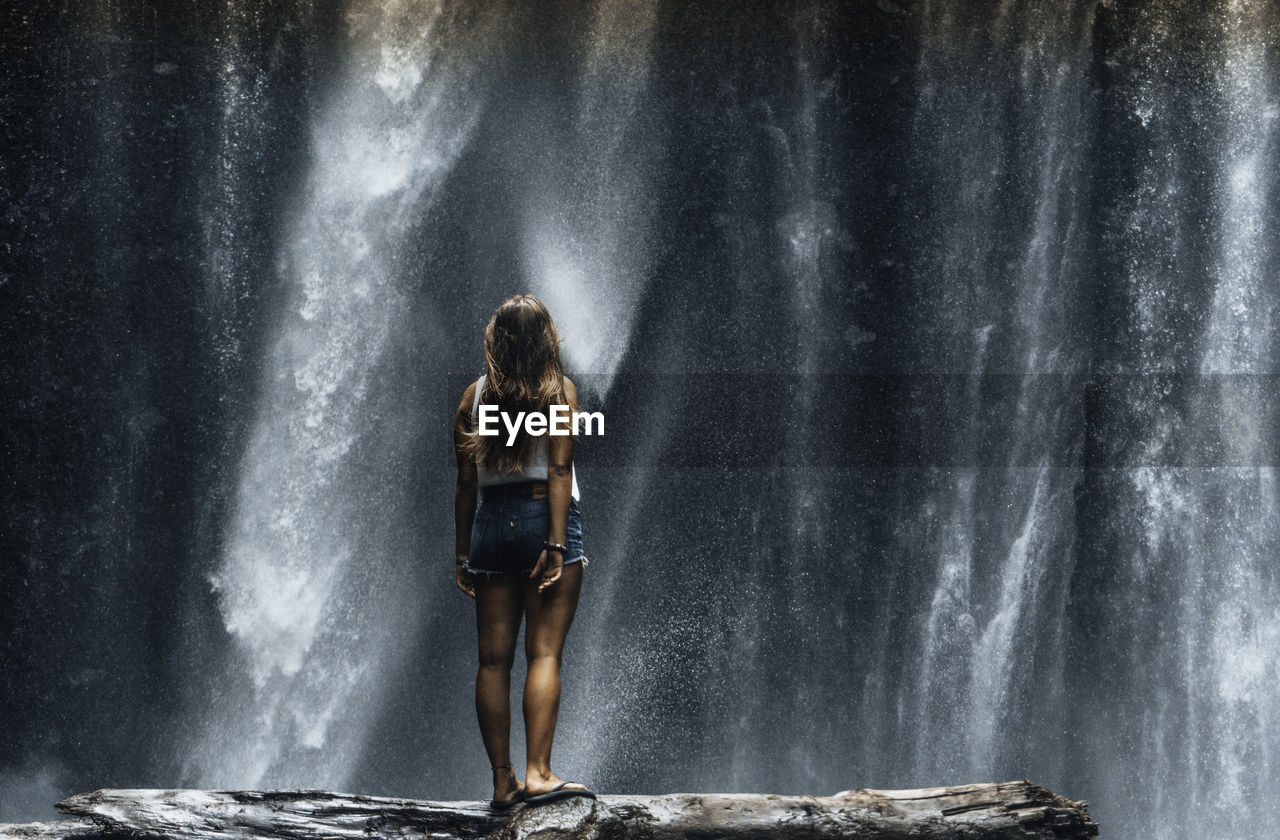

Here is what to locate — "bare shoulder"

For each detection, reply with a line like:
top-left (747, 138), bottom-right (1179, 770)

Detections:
top-left (562, 375), bottom-right (578, 407)
top-left (455, 379), bottom-right (479, 422)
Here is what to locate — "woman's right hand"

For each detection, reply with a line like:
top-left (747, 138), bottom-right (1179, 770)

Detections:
top-left (456, 558), bottom-right (476, 598)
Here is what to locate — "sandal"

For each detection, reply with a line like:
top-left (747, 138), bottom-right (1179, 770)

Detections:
top-left (522, 780), bottom-right (597, 806)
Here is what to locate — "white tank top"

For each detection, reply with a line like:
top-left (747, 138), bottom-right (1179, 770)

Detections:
top-left (471, 375), bottom-right (580, 500)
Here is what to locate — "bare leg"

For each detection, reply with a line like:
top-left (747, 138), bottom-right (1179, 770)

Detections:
top-left (522, 561), bottom-right (587, 795)
top-left (475, 574), bottom-right (525, 802)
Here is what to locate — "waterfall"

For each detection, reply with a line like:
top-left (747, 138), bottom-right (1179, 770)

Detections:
top-left (1189, 5), bottom-right (1280, 832)
top-left (891, 0), bottom-right (1093, 784)
top-left (1097, 1), bottom-right (1280, 836)
top-left (8, 3), bottom-right (1280, 838)
top-left (182, 0), bottom-right (497, 788)
top-left (733, 1), bottom-right (851, 789)
top-left (517, 0), bottom-right (660, 395)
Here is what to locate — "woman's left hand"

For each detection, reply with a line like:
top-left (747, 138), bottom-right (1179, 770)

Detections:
top-left (528, 549), bottom-right (563, 593)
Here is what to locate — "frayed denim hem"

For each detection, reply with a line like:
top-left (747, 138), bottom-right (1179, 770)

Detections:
top-left (464, 555), bottom-right (588, 578)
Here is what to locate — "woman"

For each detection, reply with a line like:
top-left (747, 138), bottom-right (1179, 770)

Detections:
top-left (453, 293), bottom-right (596, 809)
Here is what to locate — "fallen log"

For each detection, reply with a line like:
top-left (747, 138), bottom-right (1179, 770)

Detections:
top-left (0, 780), bottom-right (1097, 840)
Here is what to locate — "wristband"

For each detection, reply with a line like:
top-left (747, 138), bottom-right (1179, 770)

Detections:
top-left (544, 542), bottom-right (568, 556)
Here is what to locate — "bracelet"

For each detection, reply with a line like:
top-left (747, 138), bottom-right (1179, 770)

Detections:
top-left (544, 542), bottom-right (568, 556)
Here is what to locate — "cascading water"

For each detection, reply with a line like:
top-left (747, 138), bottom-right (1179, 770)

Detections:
top-left (181, 0), bottom-right (500, 788)
top-left (870, 0), bottom-right (1094, 786)
top-left (1179, 2), bottom-right (1280, 831)
top-left (5, 2), bottom-right (1280, 839)
top-left (515, 1), bottom-right (660, 392)
top-left (1078, 1), bottom-right (1280, 836)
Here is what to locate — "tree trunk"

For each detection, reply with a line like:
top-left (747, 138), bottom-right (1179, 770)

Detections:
top-left (0, 780), bottom-right (1097, 840)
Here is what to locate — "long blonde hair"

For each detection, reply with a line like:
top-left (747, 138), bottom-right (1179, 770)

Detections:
top-left (460, 293), bottom-right (570, 474)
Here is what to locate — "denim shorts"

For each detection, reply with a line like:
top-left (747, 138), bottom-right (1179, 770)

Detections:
top-left (465, 481), bottom-right (588, 577)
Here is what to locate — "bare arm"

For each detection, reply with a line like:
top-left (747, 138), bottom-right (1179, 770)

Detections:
top-left (453, 382), bottom-right (479, 598)
top-left (532, 376), bottom-right (578, 591)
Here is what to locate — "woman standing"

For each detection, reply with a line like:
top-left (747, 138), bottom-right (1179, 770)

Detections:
top-left (453, 294), bottom-right (596, 809)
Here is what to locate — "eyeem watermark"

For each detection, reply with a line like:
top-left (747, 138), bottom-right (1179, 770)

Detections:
top-left (476, 404), bottom-right (604, 445)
